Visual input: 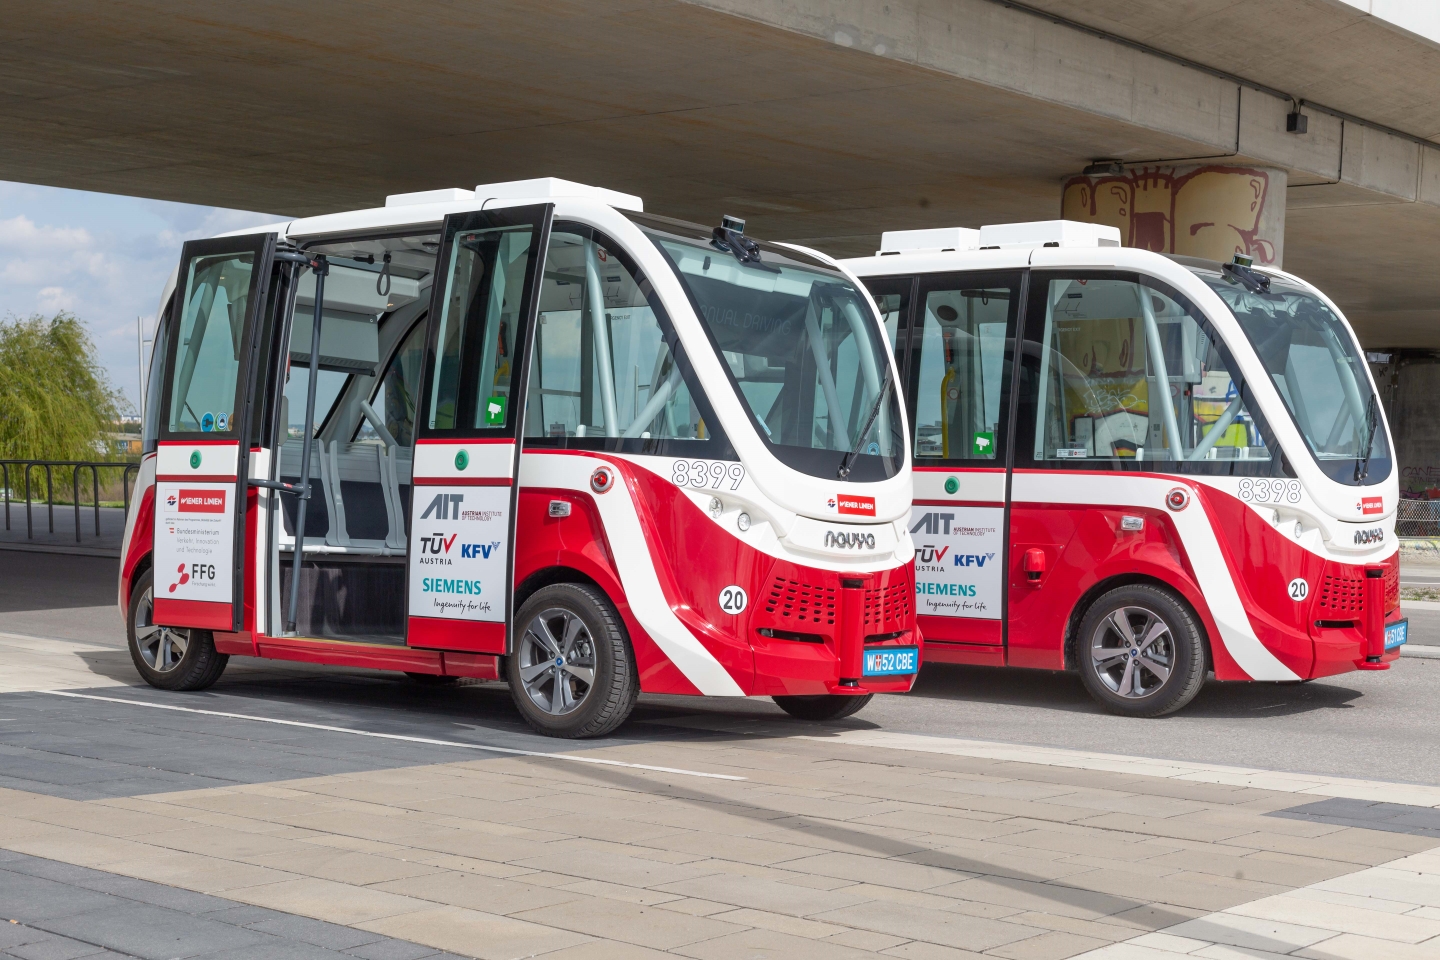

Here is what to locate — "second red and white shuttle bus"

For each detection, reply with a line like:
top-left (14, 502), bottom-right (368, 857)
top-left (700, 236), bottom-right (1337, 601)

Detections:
top-left (845, 221), bottom-right (1403, 716)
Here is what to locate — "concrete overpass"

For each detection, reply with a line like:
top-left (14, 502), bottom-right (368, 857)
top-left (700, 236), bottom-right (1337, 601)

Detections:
top-left (8, 1), bottom-right (1440, 452)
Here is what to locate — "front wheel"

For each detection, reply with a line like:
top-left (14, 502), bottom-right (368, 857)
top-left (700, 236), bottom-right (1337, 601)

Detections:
top-left (1076, 584), bottom-right (1205, 717)
top-left (126, 568), bottom-right (229, 691)
top-left (507, 583), bottom-right (638, 738)
top-left (773, 693), bottom-right (873, 722)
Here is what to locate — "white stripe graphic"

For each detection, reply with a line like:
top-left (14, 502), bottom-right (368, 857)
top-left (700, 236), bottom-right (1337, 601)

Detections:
top-left (519, 453), bottom-right (748, 697)
top-left (1012, 472), bottom-right (1298, 681)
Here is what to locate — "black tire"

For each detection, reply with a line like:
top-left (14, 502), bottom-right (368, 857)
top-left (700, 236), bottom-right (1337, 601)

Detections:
top-left (507, 583), bottom-right (638, 738)
top-left (772, 693), bottom-right (873, 722)
top-left (1076, 583), bottom-right (1206, 717)
top-left (126, 567), bottom-right (229, 691)
top-left (404, 672), bottom-right (459, 685)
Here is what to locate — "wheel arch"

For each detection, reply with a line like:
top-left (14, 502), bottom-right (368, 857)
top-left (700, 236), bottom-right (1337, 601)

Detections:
top-left (1062, 573), bottom-right (1214, 674)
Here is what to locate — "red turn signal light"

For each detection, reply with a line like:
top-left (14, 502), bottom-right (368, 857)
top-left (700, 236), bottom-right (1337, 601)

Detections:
top-left (1024, 547), bottom-right (1046, 583)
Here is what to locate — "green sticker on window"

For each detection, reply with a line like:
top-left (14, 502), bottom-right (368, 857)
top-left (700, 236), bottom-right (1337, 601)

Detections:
top-left (972, 432), bottom-right (994, 457)
top-left (944, 476), bottom-right (959, 495)
top-left (189, 450), bottom-right (201, 470)
top-left (484, 396), bottom-right (507, 426)
top-left (454, 449), bottom-right (469, 471)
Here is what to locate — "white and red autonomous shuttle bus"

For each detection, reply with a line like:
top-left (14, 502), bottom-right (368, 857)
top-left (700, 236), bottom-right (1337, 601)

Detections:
top-left (118, 179), bottom-right (918, 737)
top-left (844, 221), bottom-right (1403, 717)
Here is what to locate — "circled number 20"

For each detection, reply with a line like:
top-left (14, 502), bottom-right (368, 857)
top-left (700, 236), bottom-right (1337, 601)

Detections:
top-left (719, 585), bottom-right (748, 614)
top-left (1288, 578), bottom-right (1309, 601)
top-left (672, 459), bottom-right (745, 491)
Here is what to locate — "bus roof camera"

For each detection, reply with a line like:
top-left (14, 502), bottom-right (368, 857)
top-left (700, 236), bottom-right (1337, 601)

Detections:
top-left (384, 188), bottom-right (475, 208)
top-left (474, 177), bottom-right (644, 212)
top-left (877, 227), bottom-right (980, 256)
top-left (976, 220), bottom-right (1121, 249)
top-left (721, 214), bottom-right (746, 235)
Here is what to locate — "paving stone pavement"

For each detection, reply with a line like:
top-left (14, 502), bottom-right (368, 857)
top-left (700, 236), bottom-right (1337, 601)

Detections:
top-left (6, 634), bottom-right (1440, 958)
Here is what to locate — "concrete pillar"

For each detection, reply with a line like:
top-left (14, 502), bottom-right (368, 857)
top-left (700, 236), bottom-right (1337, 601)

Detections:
top-left (1061, 163), bottom-right (1288, 268)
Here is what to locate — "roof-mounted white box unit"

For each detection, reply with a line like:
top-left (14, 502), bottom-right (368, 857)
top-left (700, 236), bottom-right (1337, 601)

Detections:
top-left (877, 227), bottom-right (980, 255)
top-left (977, 220), bottom-right (1121, 249)
top-left (385, 188), bottom-right (475, 207)
top-left (476, 177), bottom-right (643, 212)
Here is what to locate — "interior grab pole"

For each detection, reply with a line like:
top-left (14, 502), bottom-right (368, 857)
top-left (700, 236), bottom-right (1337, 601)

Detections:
top-left (286, 255), bottom-right (327, 633)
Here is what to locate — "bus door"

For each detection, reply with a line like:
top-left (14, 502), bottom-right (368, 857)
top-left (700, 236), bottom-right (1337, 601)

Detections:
top-left (895, 271), bottom-right (1023, 654)
top-left (405, 205), bottom-right (552, 653)
top-left (152, 234), bottom-right (279, 632)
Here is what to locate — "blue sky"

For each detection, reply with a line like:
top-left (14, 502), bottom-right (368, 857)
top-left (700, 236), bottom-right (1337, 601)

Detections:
top-left (0, 180), bottom-right (286, 411)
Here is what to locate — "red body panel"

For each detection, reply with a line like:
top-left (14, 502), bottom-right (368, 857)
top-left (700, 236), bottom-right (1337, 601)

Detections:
top-left (122, 452), bottom-right (917, 696)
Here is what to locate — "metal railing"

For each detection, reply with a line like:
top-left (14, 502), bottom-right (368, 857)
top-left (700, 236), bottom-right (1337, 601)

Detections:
top-left (0, 460), bottom-right (140, 544)
top-left (1398, 498), bottom-right (1440, 539)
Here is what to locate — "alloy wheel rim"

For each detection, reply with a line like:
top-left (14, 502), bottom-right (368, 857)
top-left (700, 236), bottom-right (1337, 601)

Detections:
top-left (1090, 604), bottom-right (1174, 699)
top-left (133, 586), bottom-right (190, 673)
top-left (517, 607), bottom-right (596, 716)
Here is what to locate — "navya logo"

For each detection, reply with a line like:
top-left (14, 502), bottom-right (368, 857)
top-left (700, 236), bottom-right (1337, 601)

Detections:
top-left (461, 541), bottom-right (502, 559)
top-left (911, 512), bottom-right (955, 535)
top-left (825, 530), bottom-right (876, 550)
top-left (421, 492), bottom-right (464, 520)
top-left (954, 552), bottom-right (996, 568)
top-left (1354, 527), bottom-right (1384, 545)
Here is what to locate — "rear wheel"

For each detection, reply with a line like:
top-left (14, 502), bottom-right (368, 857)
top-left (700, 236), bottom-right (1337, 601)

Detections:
top-left (1076, 584), bottom-right (1205, 717)
top-left (772, 693), bottom-right (873, 722)
top-left (507, 583), bottom-right (638, 738)
top-left (126, 568), bottom-right (229, 691)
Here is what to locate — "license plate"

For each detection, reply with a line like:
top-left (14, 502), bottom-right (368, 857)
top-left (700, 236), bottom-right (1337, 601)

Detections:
top-left (1385, 619), bottom-right (1408, 650)
top-left (863, 646), bottom-right (918, 676)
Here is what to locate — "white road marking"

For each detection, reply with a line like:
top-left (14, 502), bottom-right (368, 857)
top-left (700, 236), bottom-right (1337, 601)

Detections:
top-left (39, 690), bottom-right (745, 781)
top-left (798, 728), bottom-right (1440, 807)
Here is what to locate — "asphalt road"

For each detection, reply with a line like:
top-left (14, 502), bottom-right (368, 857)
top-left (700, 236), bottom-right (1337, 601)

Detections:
top-left (4, 548), bottom-right (1440, 789)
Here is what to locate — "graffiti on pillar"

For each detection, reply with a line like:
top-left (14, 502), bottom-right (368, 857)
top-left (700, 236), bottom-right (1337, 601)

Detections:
top-left (1062, 164), bottom-right (1286, 266)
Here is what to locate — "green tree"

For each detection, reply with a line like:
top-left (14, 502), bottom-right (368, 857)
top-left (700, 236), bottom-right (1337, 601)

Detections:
top-left (0, 312), bottom-right (126, 467)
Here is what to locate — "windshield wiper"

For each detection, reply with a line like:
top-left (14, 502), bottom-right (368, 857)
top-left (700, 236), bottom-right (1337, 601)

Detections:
top-left (1355, 392), bottom-right (1379, 483)
top-left (838, 367), bottom-right (894, 479)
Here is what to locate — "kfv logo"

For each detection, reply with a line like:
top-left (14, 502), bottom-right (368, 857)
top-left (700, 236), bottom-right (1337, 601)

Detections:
top-left (421, 493), bottom-right (464, 520)
top-left (910, 512), bottom-right (955, 535)
top-left (461, 542), bottom-right (502, 559)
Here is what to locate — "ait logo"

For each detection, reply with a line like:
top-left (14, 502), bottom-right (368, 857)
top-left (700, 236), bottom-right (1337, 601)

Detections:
top-left (168, 562), bottom-right (190, 594)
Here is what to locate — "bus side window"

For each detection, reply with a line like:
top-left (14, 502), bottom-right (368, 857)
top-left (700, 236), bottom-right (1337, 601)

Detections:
top-left (142, 305), bottom-right (170, 455)
top-left (1026, 275), bottom-right (1270, 468)
top-left (908, 275), bottom-right (1020, 462)
top-left (358, 320), bottom-right (426, 448)
top-left (168, 252), bottom-right (255, 434)
top-left (526, 226), bottom-right (709, 442)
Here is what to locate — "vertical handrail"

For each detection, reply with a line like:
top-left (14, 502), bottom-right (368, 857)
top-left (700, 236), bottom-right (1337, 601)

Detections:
top-left (287, 255), bottom-right (327, 634)
top-left (72, 466), bottom-right (81, 543)
top-left (91, 464), bottom-right (100, 536)
top-left (2, 462), bottom-right (9, 531)
top-left (45, 463), bottom-right (54, 534)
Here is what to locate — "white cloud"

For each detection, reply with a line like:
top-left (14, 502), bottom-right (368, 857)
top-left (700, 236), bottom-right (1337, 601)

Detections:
top-left (0, 181), bottom-right (287, 412)
top-left (36, 286), bottom-right (77, 312)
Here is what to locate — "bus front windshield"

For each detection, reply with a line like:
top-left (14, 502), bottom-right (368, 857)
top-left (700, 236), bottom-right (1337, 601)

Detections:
top-left (638, 215), bottom-right (903, 482)
top-left (1199, 267), bottom-right (1391, 486)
